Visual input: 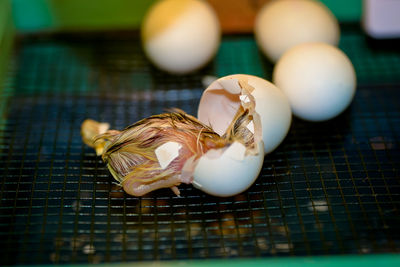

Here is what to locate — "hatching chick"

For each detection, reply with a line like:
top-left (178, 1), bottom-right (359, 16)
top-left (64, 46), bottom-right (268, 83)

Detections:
top-left (82, 107), bottom-right (257, 197)
top-left (84, 110), bottom-right (228, 196)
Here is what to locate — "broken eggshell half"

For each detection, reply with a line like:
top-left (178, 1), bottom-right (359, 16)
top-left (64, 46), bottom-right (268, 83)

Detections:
top-left (192, 140), bottom-right (264, 197)
top-left (197, 74), bottom-right (292, 154)
top-left (192, 75), bottom-right (268, 197)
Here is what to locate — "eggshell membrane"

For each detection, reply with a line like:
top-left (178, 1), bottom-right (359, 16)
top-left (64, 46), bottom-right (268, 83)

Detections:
top-left (141, 0), bottom-right (220, 74)
top-left (254, 0), bottom-right (340, 62)
top-left (193, 141), bottom-right (264, 197)
top-left (197, 74), bottom-right (292, 154)
top-left (273, 43), bottom-right (357, 121)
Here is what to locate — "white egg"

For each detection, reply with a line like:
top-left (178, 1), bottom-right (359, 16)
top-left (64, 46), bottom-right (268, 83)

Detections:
top-left (273, 42), bottom-right (357, 121)
top-left (197, 74), bottom-right (292, 154)
top-left (193, 141), bottom-right (264, 197)
top-left (254, 0), bottom-right (340, 62)
top-left (141, 0), bottom-right (220, 74)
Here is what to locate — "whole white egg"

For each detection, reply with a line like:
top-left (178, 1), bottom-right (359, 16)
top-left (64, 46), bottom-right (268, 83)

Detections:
top-left (197, 74), bottom-right (292, 154)
top-left (273, 42), bottom-right (357, 121)
top-left (141, 0), bottom-right (220, 74)
top-left (193, 141), bottom-right (265, 197)
top-left (254, 0), bottom-right (340, 62)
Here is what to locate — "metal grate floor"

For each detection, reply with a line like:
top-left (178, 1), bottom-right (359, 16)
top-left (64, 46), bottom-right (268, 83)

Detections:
top-left (1, 25), bottom-right (400, 265)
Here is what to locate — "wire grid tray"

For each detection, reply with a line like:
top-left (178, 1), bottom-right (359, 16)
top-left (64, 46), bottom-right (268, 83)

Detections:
top-left (0, 25), bottom-right (400, 265)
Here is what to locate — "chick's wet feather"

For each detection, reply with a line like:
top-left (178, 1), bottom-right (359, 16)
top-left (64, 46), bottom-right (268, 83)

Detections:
top-left (91, 110), bottom-right (229, 196)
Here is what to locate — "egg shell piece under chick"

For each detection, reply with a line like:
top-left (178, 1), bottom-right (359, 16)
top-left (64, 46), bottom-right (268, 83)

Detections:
top-left (197, 74), bottom-right (292, 154)
top-left (193, 141), bottom-right (264, 197)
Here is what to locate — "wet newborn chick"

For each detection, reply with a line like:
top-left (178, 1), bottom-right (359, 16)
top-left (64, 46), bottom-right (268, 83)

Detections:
top-left (82, 110), bottom-right (229, 196)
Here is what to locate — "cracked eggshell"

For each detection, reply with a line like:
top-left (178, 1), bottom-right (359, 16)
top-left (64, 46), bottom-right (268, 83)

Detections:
top-left (141, 0), bottom-right (220, 74)
top-left (197, 74), bottom-right (292, 154)
top-left (193, 141), bottom-right (264, 197)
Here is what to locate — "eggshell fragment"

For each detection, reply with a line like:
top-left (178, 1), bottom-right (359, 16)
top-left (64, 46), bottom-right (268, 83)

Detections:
top-left (155, 141), bottom-right (182, 169)
top-left (193, 141), bottom-right (264, 197)
top-left (197, 74), bottom-right (292, 154)
top-left (141, 0), bottom-right (220, 74)
top-left (273, 43), bottom-right (356, 121)
top-left (254, 0), bottom-right (340, 62)
top-left (246, 121), bottom-right (255, 134)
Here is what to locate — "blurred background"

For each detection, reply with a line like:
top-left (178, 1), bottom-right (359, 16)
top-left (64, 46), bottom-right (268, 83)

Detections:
top-left (10, 0), bottom-right (360, 33)
top-left (1, 0), bottom-right (400, 266)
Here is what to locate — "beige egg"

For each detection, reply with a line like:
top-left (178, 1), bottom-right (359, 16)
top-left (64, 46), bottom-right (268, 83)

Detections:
top-left (273, 42), bottom-right (357, 121)
top-left (141, 0), bottom-right (220, 74)
top-left (254, 0), bottom-right (340, 62)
